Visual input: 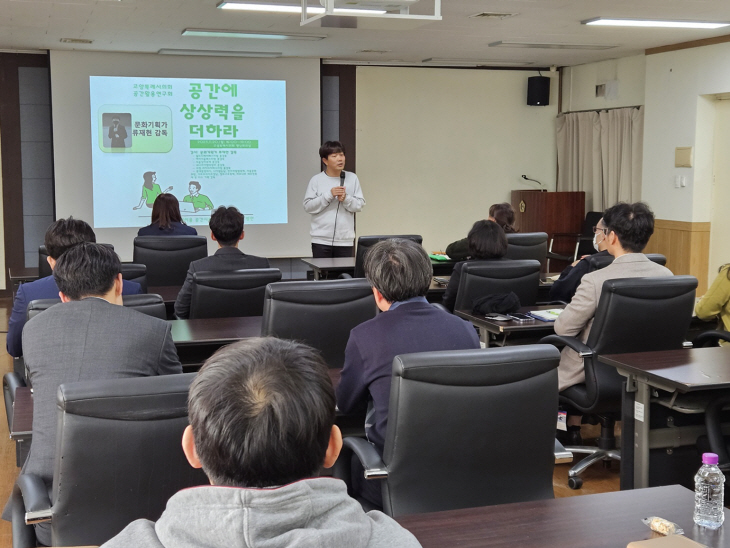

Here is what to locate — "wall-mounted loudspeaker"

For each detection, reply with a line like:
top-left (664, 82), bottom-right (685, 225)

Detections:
top-left (527, 76), bottom-right (550, 106)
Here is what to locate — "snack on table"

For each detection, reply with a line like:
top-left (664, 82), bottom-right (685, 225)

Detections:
top-left (642, 517), bottom-right (684, 536)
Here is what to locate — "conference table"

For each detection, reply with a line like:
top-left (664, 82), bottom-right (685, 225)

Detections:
top-left (301, 256), bottom-right (457, 280)
top-left (169, 316), bottom-right (262, 368)
top-left (456, 304), bottom-right (564, 346)
top-left (396, 485), bottom-right (727, 548)
top-left (599, 345), bottom-right (730, 490)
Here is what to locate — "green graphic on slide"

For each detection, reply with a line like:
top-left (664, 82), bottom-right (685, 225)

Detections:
top-left (98, 105), bottom-right (173, 153)
top-left (190, 140), bottom-right (258, 149)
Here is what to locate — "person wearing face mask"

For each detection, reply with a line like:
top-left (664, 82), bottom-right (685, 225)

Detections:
top-left (549, 217), bottom-right (611, 303)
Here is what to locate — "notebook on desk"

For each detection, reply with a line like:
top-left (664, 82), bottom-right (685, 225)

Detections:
top-left (627, 535), bottom-right (706, 548)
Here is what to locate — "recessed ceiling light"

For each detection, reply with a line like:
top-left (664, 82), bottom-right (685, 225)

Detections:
top-left (182, 29), bottom-right (326, 40)
top-left (60, 38), bottom-right (93, 44)
top-left (468, 12), bottom-right (518, 20)
top-left (422, 58), bottom-right (532, 67)
top-left (158, 49), bottom-right (282, 57)
top-left (489, 41), bottom-right (617, 50)
top-left (217, 2), bottom-right (386, 15)
top-left (583, 17), bottom-right (730, 29)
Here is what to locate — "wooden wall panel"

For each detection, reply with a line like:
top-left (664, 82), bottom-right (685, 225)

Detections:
top-left (643, 220), bottom-right (711, 294)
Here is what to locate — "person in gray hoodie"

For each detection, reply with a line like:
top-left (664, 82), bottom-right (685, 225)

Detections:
top-left (101, 337), bottom-right (421, 548)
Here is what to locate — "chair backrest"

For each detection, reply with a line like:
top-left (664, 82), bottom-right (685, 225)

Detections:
top-left (39, 243), bottom-right (116, 280)
top-left (572, 276), bottom-right (697, 413)
top-left (50, 374), bottom-right (207, 546)
top-left (353, 235), bottom-right (423, 278)
top-left (454, 259), bottom-right (541, 311)
top-left (588, 253), bottom-right (668, 273)
top-left (504, 232), bottom-right (547, 269)
top-left (261, 279), bottom-right (377, 368)
top-left (122, 293), bottom-right (167, 320)
top-left (382, 345), bottom-right (560, 517)
top-left (121, 263), bottom-right (148, 293)
top-left (190, 269), bottom-right (283, 319)
top-left (27, 295), bottom-right (166, 321)
top-left (132, 236), bottom-right (208, 286)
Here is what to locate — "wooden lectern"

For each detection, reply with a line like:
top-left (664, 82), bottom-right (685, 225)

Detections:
top-left (511, 190), bottom-right (585, 271)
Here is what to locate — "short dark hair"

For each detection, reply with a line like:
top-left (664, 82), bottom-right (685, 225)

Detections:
top-left (319, 140), bottom-right (345, 160)
top-left (602, 202), bottom-right (655, 253)
top-left (44, 217), bottom-right (96, 260)
top-left (488, 203), bottom-right (516, 233)
top-left (467, 220), bottom-right (508, 260)
top-left (364, 238), bottom-right (432, 302)
top-left (151, 193), bottom-right (183, 229)
top-left (188, 337), bottom-right (335, 488)
top-left (209, 206), bottom-right (244, 246)
top-left (53, 242), bottom-right (121, 300)
top-left (189, 181), bottom-right (202, 191)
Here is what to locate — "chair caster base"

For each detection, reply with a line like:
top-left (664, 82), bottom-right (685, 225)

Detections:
top-left (568, 476), bottom-right (583, 490)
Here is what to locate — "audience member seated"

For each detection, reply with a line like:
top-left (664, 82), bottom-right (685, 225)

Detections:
top-left (441, 219), bottom-right (508, 312)
top-left (101, 337), bottom-right (421, 548)
top-left (554, 202), bottom-right (672, 442)
top-left (445, 202), bottom-right (516, 261)
top-left (336, 239), bottom-right (480, 508)
top-left (137, 193), bottom-right (197, 236)
top-left (3, 243), bottom-right (182, 545)
top-left (549, 216), bottom-right (610, 303)
top-left (174, 206), bottom-right (270, 319)
top-left (7, 217), bottom-right (142, 358)
top-left (695, 262), bottom-right (730, 345)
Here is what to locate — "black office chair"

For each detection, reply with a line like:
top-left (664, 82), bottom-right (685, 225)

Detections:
top-left (133, 236), bottom-right (208, 286)
top-left (546, 211), bottom-right (603, 271)
top-left (261, 278), bottom-right (377, 368)
top-left (541, 276), bottom-right (698, 489)
top-left (338, 345), bottom-right (560, 516)
top-left (693, 330), bottom-right (730, 348)
top-left (189, 269), bottom-right (283, 319)
top-left (351, 235), bottom-right (423, 278)
top-left (27, 295), bottom-right (166, 321)
top-left (588, 253), bottom-right (668, 272)
top-left (453, 259), bottom-right (541, 312)
top-left (121, 263), bottom-right (148, 293)
top-left (11, 374), bottom-right (207, 548)
top-left (505, 232), bottom-right (548, 269)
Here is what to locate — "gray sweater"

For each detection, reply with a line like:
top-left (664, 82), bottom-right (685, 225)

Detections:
top-left (101, 478), bottom-right (421, 548)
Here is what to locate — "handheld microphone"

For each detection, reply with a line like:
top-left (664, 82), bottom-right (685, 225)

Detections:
top-left (521, 174), bottom-right (546, 192)
top-left (332, 171), bottom-right (345, 247)
top-left (340, 171), bottom-right (345, 186)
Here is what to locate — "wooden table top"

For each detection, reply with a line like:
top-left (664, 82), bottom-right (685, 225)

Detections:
top-left (148, 285), bottom-right (181, 303)
top-left (599, 345), bottom-right (730, 392)
top-left (300, 257), bottom-right (357, 270)
top-left (169, 316), bottom-right (262, 346)
top-left (8, 267), bottom-right (40, 282)
top-left (396, 485), bottom-right (727, 548)
top-left (455, 304), bottom-right (564, 334)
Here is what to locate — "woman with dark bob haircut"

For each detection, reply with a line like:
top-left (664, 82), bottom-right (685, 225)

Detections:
top-left (137, 193), bottom-right (198, 236)
top-left (441, 220), bottom-right (508, 312)
top-left (445, 202), bottom-right (516, 261)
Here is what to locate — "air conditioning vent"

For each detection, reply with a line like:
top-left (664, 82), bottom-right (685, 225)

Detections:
top-left (60, 38), bottom-right (93, 44)
top-left (469, 12), bottom-right (518, 19)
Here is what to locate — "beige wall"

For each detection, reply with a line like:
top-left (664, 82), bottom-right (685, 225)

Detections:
top-left (709, 100), bottom-right (730, 286)
top-left (0, 128), bottom-right (5, 291)
top-left (355, 66), bottom-right (558, 253)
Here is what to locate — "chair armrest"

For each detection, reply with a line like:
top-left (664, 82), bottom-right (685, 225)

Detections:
top-left (337, 273), bottom-right (353, 279)
top-left (546, 251), bottom-right (573, 262)
top-left (694, 330), bottom-right (730, 348)
top-left (16, 474), bottom-right (52, 524)
top-left (540, 334), bottom-right (594, 358)
top-left (4, 373), bottom-right (27, 402)
top-left (343, 437), bottom-right (388, 480)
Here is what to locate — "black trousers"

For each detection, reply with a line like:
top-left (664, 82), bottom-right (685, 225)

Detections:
top-left (311, 243), bottom-right (354, 259)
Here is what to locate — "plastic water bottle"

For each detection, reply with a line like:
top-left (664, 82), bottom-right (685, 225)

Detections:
top-left (694, 452), bottom-right (725, 529)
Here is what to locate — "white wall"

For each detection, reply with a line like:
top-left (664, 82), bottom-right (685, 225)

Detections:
top-left (0, 130), bottom-right (5, 291)
top-left (355, 66), bottom-right (558, 253)
top-left (561, 55), bottom-right (646, 113)
top-left (710, 100), bottom-right (730, 277)
top-left (643, 42), bottom-right (730, 222)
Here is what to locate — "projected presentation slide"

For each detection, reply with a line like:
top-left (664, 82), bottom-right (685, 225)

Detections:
top-left (89, 76), bottom-right (287, 229)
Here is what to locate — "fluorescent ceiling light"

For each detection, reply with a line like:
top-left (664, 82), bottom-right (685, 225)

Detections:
top-left (583, 17), bottom-right (730, 29)
top-left (422, 58), bottom-right (532, 67)
top-left (183, 29), bottom-right (326, 40)
top-left (158, 49), bottom-right (282, 57)
top-left (489, 41), bottom-right (617, 50)
top-left (217, 2), bottom-right (386, 15)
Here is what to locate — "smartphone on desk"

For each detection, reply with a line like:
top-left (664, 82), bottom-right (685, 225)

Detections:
top-left (508, 313), bottom-right (535, 323)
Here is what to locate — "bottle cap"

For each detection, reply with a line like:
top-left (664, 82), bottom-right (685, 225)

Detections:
top-left (702, 453), bottom-right (719, 465)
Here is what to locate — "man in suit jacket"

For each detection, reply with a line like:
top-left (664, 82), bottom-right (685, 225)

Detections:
top-left (174, 206), bottom-right (269, 319)
top-left (16, 243), bottom-right (182, 545)
top-left (7, 218), bottom-right (142, 358)
top-left (336, 239), bottom-right (480, 508)
top-left (555, 202), bottom-right (673, 392)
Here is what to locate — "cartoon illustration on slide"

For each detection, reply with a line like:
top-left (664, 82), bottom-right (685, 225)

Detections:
top-left (133, 171), bottom-right (173, 210)
top-left (102, 112), bottom-right (132, 149)
top-left (183, 181), bottom-right (214, 212)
